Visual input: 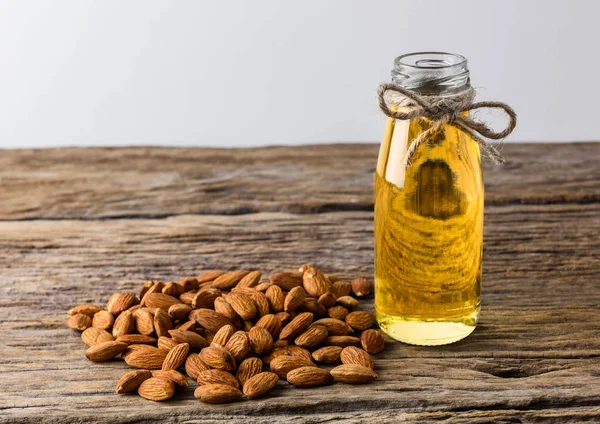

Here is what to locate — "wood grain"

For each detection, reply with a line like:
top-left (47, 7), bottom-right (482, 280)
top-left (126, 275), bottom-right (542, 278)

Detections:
top-left (0, 143), bottom-right (599, 423)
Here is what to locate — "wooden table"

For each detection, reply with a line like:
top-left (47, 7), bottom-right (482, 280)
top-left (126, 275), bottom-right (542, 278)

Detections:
top-left (1, 143), bottom-right (599, 423)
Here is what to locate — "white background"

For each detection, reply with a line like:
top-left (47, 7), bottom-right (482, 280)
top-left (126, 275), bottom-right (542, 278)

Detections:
top-left (0, 0), bottom-right (598, 149)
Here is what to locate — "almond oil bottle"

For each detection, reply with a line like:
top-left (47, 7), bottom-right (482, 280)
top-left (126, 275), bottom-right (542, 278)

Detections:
top-left (374, 53), bottom-right (483, 345)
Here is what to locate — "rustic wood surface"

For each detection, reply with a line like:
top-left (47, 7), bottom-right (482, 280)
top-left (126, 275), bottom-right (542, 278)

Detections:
top-left (0, 143), bottom-right (599, 423)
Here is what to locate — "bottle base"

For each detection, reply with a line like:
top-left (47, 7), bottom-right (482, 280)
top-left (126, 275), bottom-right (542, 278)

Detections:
top-left (376, 311), bottom-right (478, 346)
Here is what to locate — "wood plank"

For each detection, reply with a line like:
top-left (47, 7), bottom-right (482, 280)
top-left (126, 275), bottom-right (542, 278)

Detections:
top-left (0, 143), bottom-right (598, 220)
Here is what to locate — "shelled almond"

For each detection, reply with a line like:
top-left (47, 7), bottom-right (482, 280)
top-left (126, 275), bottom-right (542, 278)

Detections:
top-left (65, 266), bottom-right (384, 404)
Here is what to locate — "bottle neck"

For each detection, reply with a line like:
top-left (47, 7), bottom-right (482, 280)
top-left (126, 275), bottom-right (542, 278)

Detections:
top-left (391, 52), bottom-right (470, 96)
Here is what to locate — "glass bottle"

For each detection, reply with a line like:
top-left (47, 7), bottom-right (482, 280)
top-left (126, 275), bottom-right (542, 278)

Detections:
top-left (374, 52), bottom-right (483, 346)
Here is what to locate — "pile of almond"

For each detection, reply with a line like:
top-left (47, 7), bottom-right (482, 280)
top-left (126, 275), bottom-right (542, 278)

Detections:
top-left (66, 266), bottom-right (384, 403)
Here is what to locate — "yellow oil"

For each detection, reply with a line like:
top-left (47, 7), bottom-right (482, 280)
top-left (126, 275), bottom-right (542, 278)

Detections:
top-left (374, 115), bottom-right (483, 346)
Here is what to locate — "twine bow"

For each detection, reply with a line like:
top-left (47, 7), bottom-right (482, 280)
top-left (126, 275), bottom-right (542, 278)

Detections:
top-left (377, 83), bottom-right (517, 167)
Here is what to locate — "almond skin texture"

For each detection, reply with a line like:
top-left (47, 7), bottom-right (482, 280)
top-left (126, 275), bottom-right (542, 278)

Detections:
top-left (312, 346), bottom-right (343, 364)
top-left (157, 336), bottom-right (179, 351)
top-left (81, 327), bottom-right (114, 346)
top-left (236, 357), bottom-right (264, 386)
top-left (287, 366), bottom-right (333, 388)
top-left (200, 346), bottom-right (236, 372)
top-left (351, 277), bottom-right (373, 297)
top-left (250, 291), bottom-right (271, 317)
top-left (112, 310), bottom-right (134, 338)
top-left (92, 310), bottom-right (114, 330)
top-left (168, 330), bottom-right (209, 350)
top-left (143, 293), bottom-right (181, 310)
top-left (178, 276), bottom-right (199, 292)
top-left (194, 384), bottom-right (243, 404)
top-left (211, 324), bottom-right (236, 347)
top-left (197, 269), bottom-right (225, 284)
top-left (317, 292), bottom-right (337, 308)
top-left (345, 311), bottom-right (375, 331)
top-left (211, 270), bottom-right (250, 290)
top-left (255, 314), bottom-right (282, 338)
top-left (284, 286), bottom-right (306, 312)
top-left (185, 353), bottom-right (210, 380)
top-left (134, 309), bottom-right (154, 336)
top-left (248, 326), bottom-right (274, 355)
top-left (161, 282), bottom-right (181, 297)
top-left (68, 304), bottom-right (104, 317)
top-left (197, 369), bottom-right (240, 389)
top-left (225, 291), bottom-right (257, 320)
top-left (265, 285), bottom-right (285, 313)
top-left (326, 335), bottom-right (361, 347)
top-left (279, 312), bottom-right (314, 340)
top-left (340, 346), bottom-right (374, 369)
top-left (192, 288), bottom-right (221, 309)
top-left (327, 305), bottom-right (349, 320)
top-left (153, 369), bottom-right (189, 387)
top-left (67, 313), bottom-right (92, 331)
top-left (214, 297), bottom-right (239, 321)
top-left (168, 303), bottom-right (192, 321)
top-left (237, 270), bottom-right (262, 288)
top-left (243, 372), bottom-right (279, 399)
top-left (269, 272), bottom-right (304, 291)
top-left (295, 325), bottom-right (328, 348)
top-left (85, 341), bottom-right (128, 362)
top-left (153, 308), bottom-right (174, 338)
top-left (107, 292), bottom-right (137, 316)
top-left (269, 355), bottom-right (315, 378)
top-left (331, 281), bottom-right (352, 299)
top-left (330, 364), bottom-right (378, 383)
top-left (285, 345), bottom-right (313, 362)
top-left (336, 295), bottom-right (358, 310)
top-left (311, 318), bottom-right (352, 336)
top-left (116, 369), bottom-right (152, 394)
top-left (116, 334), bottom-right (157, 346)
top-left (360, 329), bottom-right (385, 354)
top-left (138, 377), bottom-right (175, 401)
top-left (189, 308), bottom-right (232, 333)
top-left (124, 346), bottom-right (168, 369)
top-left (224, 331), bottom-right (251, 362)
top-left (302, 267), bottom-right (332, 298)
top-left (162, 342), bottom-right (190, 370)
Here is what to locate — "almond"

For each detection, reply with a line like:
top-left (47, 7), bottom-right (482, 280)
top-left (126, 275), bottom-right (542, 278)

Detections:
top-left (140, 282), bottom-right (163, 303)
top-left (224, 331), bottom-right (250, 362)
top-left (312, 318), bottom-right (352, 336)
top-left (211, 324), bottom-right (235, 347)
top-left (284, 286), bottom-right (306, 312)
top-left (326, 274), bottom-right (340, 283)
top-left (269, 355), bottom-right (315, 378)
top-left (326, 335), bottom-right (361, 347)
top-left (330, 364), bottom-right (377, 383)
top-left (192, 288), bottom-right (221, 309)
top-left (236, 357), bottom-right (263, 386)
top-left (177, 276), bottom-right (199, 292)
top-left (106, 292), bottom-right (137, 316)
top-left (299, 297), bottom-right (321, 315)
top-left (85, 341), bottom-right (128, 362)
top-left (275, 311), bottom-right (292, 326)
top-left (68, 304), bottom-right (104, 317)
top-left (157, 336), bottom-right (179, 351)
top-left (345, 311), bottom-right (374, 331)
top-left (153, 369), bottom-right (188, 387)
top-left (92, 311), bottom-right (114, 330)
top-left (254, 282), bottom-right (272, 292)
top-left (265, 285), bottom-right (284, 313)
top-left (285, 345), bottom-right (313, 362)
top-left (67, 313), bottom-right (92, 331)
top-left (143, 293), bottom-right (181, 310)
top-left (302, 267), bottom-right (331, 298)
top-left (161, 282), bottom-right (181, 297)
top-left (243, 372), bottom-right (279, 399)
top-left (194, 383), bottom-right (243, 404)
top-left (197, 269), bottom-right (225, 284)
top-left (179, 291), bottom-right (196, 305)
top-left (185, 353), bottom-right (210, 379)
top-left (340, 346), bottom-right (374, 369)
top-left (138, 377), bottom-right (175, 401)
top-left (177, 320), bottom-right (196, 332)
top-left (134, 309), bottom-right (154, 336)
top-left (168, 329), bottom-right (209, 350)
top-left (327, 305), bottom-right (349, 320)
top-left (225, 291), bottom-right (257, 320)
top-left (250, 291), bottom-right (270, 317)
top-left (273, 339), bottom-right (290, 348)
top-left (351, 277), bottom-right (372, 297)
top-left (214, 297), bottom-right (239, 321)
top-left (152, 309), bottom-right (172, 338)
top-left (331, 281), bottom-right (352, 298)
top-left (197, 369), bottom-right (240, 388)
top-left (167, 304), bottom-right (191, 322)
top-left (312, 346), bottom-right (343, 364)
top-left (360, 329), bottom-right (385, 354)
top-left (262, 347), bottom-right (290, 366)
top-left (237, 270), bottom-right (262, 288)
top-left (112, 310), bottom-right (134, 338)
top-left (279, 312), bottom-right (314, 340)
top-left (286, 366), bottom-right (332, 388)
top-left (116, 369), bottom-right (152, 394)
top-left (116, 334), bottom-right (157, 346)
top-left (200, 345), bottom-right (236, 372)
top-left (255, 314), bottom-right (282, 338)
top-left (211, 270), bottom-right (250, 290)
top-left (270, 272), bottom-right (303, 291)
top-left (82, 327), bottom-right (114, 346)
top-left (294, 325), bottom-right (328, 348)
top-left (317, 292), bottom-right (337, 308)
top-left (162, 342), bottom-right (189, 370)
top-left (248, 326), bottom-right (273, 355)
top-left (189, 308), bottom-right (232, 333)
top-left (122, 344), bottom-right (155, 359)
top-left (336, 295), bottom-right (358, 310)
top-left (123, 346), bottom-right (168, 369)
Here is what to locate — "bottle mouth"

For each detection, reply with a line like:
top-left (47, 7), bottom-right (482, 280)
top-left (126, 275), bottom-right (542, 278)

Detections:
top-left (391, 52), bottom-right (470, 95)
